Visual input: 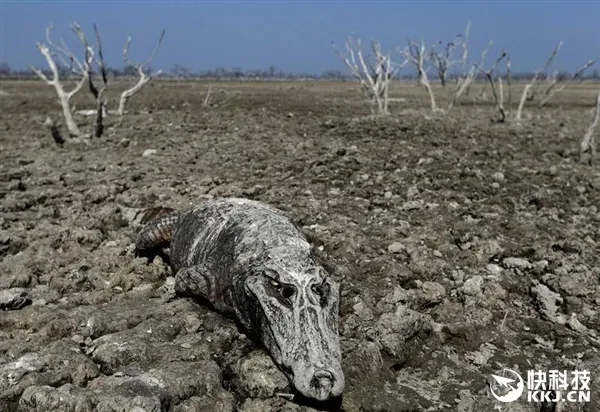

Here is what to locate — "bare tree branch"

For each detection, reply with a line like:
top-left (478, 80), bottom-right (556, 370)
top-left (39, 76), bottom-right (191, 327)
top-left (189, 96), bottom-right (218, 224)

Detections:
top-left (29, 61), bottom-right (51, 84)
top-left (118, 29), bottom-right (166, 115)
top-left (448, 39), bottom-right (492, 110)
top-left (459, 21), bottom-right (471, 67)
top-left (70, 24), bottom-right (95, 92)
top-left (402, 39), bottom-right (438, 112)
top-left (70, 22), bottom-right (109, 137)
top-left (498, 76), bottom-right (504, 111)
top-left (92, 24), bottom-right (108, 137)
top-left (516, 41), bottom-right (562, 120)
top-left (203, 85), bottom-right (212, 107)
top-left (44, 23), bottom-right (85, 75)
top-left (122, 36), bottom-right (133, 67)
top-left (428, 21), bottom-right (470, 88)
top-left (474, 50), bottom-right (508, 122)
top-left (143, 28), bottom-right (166, 69)
top-left (429, 41), bottom-right (455, 87)
top-left (30, 24), bottom-right (92, 138)
top-left (202, 85), bottom-right (232, 108)
top-left (333, 36), bottom-right (402, 116)
top-left (94, 24), bottom-right (108, 86)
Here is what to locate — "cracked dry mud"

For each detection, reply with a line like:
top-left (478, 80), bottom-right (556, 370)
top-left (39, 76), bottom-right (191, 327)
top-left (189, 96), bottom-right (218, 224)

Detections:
top-left (1, 81), bottom-right (599, 412)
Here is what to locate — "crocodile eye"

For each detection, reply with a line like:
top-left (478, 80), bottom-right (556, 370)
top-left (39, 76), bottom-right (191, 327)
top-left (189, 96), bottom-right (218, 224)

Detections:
top-left (269, 279), bottom-right (296, 302)
top-left (280, 285), bottom-right (295, 300)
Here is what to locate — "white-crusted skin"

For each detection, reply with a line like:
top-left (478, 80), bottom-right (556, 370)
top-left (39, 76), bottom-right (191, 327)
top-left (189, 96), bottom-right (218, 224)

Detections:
top-left (137, 198), bottom-right (344, 402)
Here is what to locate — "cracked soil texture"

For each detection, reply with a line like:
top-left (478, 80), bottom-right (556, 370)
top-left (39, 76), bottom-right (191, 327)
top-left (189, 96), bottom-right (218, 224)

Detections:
top-left (1, 80), bottom-right (599, 411)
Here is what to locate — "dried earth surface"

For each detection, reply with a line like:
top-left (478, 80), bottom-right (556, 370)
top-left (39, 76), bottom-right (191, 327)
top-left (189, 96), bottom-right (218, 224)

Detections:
top-left (1, 80), bottom-right (599, 411)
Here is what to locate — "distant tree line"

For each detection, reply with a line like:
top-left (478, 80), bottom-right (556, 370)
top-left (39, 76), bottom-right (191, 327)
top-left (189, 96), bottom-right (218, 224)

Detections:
top-left (0, 62), bottom-right (161, 80)
top-left (1, 61), bottom-right (599, 81)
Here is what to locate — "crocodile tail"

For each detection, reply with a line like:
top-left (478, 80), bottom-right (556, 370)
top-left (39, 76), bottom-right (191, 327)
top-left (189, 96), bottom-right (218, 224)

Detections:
top-left (135, 207), bottom-right (181, 257)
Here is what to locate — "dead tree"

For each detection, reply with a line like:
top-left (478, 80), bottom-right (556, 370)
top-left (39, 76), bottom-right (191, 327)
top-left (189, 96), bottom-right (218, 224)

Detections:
top-left (91, 25), bottom-right (108, 137)
top-left (474, 50), bottom-right (509, 122)
top-left (202, 85), bottom-right (232, 108)
top-left (445, 24), bottom-right (496, 111)
top-left (203, 85), bottom-right (212, 107)
top-left (429, 41), bottom-right (455, 87)
top-left (403, 40), bottom-right (438, 112)
top-left (579, 91), bottom-right (600, 165)
top-left (516, 41), bottom-right (563, 121)
top-left (539, 57), bottom-right (598, 107)
top-left (118, 29), bottom-right (166, 115)
top-left (71, 23), bottom-right (108, 137)
top-left (333, 37), bottom-right (403, 116)
top-left (30, 24), bottom-right (92, 139)
top-left (429, 21), bottom-right (471, 88)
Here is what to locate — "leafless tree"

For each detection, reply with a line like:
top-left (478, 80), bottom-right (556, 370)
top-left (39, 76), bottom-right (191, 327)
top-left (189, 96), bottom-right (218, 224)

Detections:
top-left (71, 23), bottom-right (108, 137)
top-left (30, 24), bottom-right (92, 139)
top-left (429, 21), bottom-right (471, 88)
top-left (333, 36), bottom-right (404, 116)
top-left (580, 91), bottom-right (600, 165)
top-left (202, 85), bottom-right (232, 108)
top-left (474, 50), bottom-right (509, 122)
top-left (516, 41), bottom-right (563, 121)
top-left (402, 39), bottom-right (438, 112)
top-left (91, 25), bottom-right (108, 137)
top-left (429, 41), bottom-right (455, 88)
top-left (447, 28), bottom-right (495, 110)
top-left (118, 29), bottom-right (166, 115)
top-left (203, 85), bottom-right (212, 107)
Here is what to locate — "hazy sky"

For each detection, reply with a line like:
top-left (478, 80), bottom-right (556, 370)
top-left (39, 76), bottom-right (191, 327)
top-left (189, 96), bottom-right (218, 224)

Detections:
top-left (1, 1), bottom-right (599, 74)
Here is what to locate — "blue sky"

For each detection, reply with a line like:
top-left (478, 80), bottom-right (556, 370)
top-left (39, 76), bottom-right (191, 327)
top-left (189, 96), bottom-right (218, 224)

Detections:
top-left (1, 1), bottom-right (599, 74)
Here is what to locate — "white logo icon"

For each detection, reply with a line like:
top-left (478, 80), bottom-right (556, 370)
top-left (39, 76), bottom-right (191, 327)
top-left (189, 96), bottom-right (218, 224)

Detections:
top-left (490, 369), bottom-right (525, 403)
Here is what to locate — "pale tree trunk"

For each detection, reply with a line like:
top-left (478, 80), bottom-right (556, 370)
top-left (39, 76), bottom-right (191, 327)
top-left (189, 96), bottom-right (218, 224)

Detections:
top-left (30, 43), bottom-right (87, 137)
top-left (404, 40), bottom-right (438, 112)
top-left (30, 24), bottom-right (95, 140)
top-left (579, 91), bottom-right (600, 165)
top-left (448, 40), bottom-right (493, 111)
top-left (505, 57), bottom-right (512, 119)
top-left (118, 66), bottom-right (153, 115)
top-left (516, 84), bottom-right (533, 121)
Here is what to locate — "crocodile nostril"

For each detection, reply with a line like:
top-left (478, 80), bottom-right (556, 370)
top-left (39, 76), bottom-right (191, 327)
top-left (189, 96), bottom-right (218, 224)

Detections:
top-left (312, 370), bottom-right (334, 390)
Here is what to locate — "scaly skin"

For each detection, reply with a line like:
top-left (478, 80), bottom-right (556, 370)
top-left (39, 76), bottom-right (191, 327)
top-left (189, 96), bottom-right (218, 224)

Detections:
top-left (135, 207), bottom-right (180, 254)
top-left (135, 198), bottom-right (344, 401)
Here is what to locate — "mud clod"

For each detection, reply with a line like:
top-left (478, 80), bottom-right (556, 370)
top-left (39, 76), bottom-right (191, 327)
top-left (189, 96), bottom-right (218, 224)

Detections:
top-left (235, 351), bottom-right (290, 398)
